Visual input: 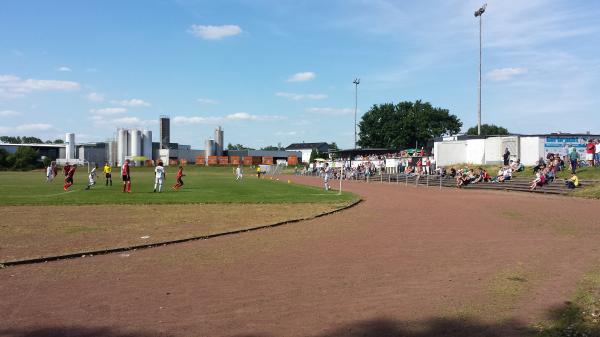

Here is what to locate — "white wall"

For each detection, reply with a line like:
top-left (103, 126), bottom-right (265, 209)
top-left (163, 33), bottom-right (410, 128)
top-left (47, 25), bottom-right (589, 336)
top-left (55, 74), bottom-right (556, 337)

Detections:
top-left (520, 136), bottom-right (543, 166)
top-left (435, 141), bottom-right (467, 166)
top-left (466, 139), bottom-right (485, 164)
top-left (484, 137), bottom-right (503, 164)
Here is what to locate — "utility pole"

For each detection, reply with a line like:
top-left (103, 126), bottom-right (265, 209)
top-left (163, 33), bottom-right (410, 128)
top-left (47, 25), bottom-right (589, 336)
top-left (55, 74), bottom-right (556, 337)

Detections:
top-left (474, 3), bottom-right (487, 136)
top-left (353, 78), bottom-right (360, 148)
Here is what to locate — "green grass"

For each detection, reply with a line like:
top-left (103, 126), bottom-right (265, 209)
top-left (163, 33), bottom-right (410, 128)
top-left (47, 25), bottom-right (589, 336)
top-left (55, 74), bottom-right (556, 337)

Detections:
top-left (0, 166), bottom-right (357, 205)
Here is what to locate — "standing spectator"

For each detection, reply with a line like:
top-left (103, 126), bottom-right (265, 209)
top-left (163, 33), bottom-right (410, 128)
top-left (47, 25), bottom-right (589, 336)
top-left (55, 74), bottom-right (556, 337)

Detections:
top-left (586, 139), bottom-right (596, 167)
top-left (568, 147), bottom-right (579, 174)
top-left (503, 148), bottom-right (511, 166)
top-left (425, 157), bottom-right (431, 175)
top-left (419, 147), bottom-right (425, 157)
top-left (595, 139), bottom-right (600, 166)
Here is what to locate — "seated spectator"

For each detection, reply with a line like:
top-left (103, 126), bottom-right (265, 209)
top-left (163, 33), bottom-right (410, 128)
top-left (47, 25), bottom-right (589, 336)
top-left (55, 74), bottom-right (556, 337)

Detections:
top-left (565, 173), bottom-right (579, 189)
top-left (449, 168), bottom-right (457, 178)
top-left (510, 159), bottom-right (524, 172)
top-left (472, 167), bottom-right (490, 184)
top-left (530, 171), bottom-right (546, 191)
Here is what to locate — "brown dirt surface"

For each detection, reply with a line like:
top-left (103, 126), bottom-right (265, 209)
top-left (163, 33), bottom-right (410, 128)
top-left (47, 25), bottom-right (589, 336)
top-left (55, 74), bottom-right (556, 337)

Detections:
top-left (0, 203), bottom-right (346, 262)
top-left (1, 176), bottom-right (600, 337)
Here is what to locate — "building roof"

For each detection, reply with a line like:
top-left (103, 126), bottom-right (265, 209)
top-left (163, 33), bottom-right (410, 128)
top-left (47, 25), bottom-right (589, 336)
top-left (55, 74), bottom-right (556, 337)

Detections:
top-left (0, 143), bottom-right (66, 148)
top-left (285, 142), bottom-right (329, 150)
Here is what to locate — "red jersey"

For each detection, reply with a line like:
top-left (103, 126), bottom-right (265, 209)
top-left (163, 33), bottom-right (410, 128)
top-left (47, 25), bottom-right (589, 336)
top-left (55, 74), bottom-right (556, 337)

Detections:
top-left (63, 165), bottom-right (71, 176)
top-left (67, 166), bottom-right (76, 178)
top-left (586, 143), bottom-right (596, 154)
top-left (121, 163), bottom-right (129, 176)
top-left (176, 169), bottom-right (183, 178)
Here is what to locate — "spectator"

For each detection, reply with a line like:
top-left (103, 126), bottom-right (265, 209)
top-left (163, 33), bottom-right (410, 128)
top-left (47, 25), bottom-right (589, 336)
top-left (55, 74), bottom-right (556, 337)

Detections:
top-left (568, 147), bottom-right (579, 174)
top-left (449, 167), bottom-right (457, 178)
top-left (530, 171), bottom-right (546, 191)
top-left (503, 148), bottom-right (511, 166)
top-left (565, 172), bottom-right (579, 189)
top-left (595, 139), bottom-right (600, 166)
top-left (586, 139), bottom-right (596, 167)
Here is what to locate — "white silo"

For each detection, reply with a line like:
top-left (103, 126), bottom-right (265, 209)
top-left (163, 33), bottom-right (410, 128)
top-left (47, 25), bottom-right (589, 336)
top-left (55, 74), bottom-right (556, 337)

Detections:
top-left (205, 139), bottom-right (215, 165)
top-left (214, 126), bottom-right (224, 156)
top-left (129, 129), bottom-right (142, 166)
top-left (142, 130), bottom-right (152, 163)
top-left (65, 133), bottom-right (75, 162)
top-left (117, 128), bottom-right (129, 167)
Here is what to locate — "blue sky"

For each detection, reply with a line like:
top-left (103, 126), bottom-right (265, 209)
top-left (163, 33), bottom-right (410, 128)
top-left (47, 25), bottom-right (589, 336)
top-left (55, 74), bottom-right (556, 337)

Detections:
top-left (0, 0), bottom-right (598, 149)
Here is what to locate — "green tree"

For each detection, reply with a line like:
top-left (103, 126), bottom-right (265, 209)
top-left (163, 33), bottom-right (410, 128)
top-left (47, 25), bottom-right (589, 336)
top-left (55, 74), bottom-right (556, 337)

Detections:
top-left (11, 146), bottom-right (40, 170)
top-left (21, 136), bottom-right (43, 144)
top-left (227, 143), bottom-right (255, 150)
top-left (0, 148), bottom-right (10, 169)
top-left (53, 139), bottom-right (65, 144)
top-left (260, 145), bottom-right (279, 151)
top-left (329, 142), bottom-right (340, 152)
top-left (357, 100), bottom-right (462, 149)
top-left (0, 136), bottom-right (21, 144)
top-left (466, 124), bottom-right (509, 136)
top-left (309, 148), bottom-right (318, 162)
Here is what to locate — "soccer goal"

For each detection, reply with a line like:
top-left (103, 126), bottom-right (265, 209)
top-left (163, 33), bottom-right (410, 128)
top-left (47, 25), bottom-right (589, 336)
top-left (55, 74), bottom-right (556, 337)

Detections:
top-left (53, 159), bottom-right (91, 173)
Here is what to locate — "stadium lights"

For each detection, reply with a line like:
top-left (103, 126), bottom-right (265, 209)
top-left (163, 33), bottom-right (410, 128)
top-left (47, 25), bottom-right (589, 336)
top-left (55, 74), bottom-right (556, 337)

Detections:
top-left (353, 78), bottom-right (360, 149)
top-left (474, 3), bottom-right (487, 136)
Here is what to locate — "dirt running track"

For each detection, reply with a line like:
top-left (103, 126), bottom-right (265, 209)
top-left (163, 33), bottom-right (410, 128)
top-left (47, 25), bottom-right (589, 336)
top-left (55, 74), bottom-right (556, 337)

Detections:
top-left (2, 176), bottom-right (600, 337)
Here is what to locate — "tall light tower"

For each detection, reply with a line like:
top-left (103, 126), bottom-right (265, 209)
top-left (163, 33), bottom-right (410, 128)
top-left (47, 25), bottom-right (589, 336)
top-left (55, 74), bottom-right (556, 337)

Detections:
top-left (353, 78), bottom-right (360, 148)
top-left (474, 3), bottom-right (487, 136)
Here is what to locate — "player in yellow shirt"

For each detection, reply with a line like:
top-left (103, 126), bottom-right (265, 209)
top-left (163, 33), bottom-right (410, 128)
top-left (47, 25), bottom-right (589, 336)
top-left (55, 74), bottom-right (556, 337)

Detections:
top-left (256, 166), bottom-right (261, 179)
top-left (566, 173), bottom-right (579, 189)
top-left (103, 162), bottom-right (112, 186)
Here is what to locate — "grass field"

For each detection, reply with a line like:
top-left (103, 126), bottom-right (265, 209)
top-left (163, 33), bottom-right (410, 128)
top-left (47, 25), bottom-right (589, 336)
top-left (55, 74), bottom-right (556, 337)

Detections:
top-left (0, 166), bottom-right (356, 205)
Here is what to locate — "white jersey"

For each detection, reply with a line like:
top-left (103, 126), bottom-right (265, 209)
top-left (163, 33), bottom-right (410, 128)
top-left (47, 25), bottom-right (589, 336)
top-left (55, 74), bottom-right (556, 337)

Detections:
top-left (155, 166), bottom-right (165, 179)
top-left (236, 167), bottom-right (242, 175)
top-left (89, 167), bottom-right (97, 179)
top-left (46, 166), bottom-right (53, 177)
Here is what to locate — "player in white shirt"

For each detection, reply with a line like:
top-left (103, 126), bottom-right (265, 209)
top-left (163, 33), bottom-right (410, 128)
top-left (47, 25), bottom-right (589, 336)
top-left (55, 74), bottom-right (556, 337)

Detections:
top-left (154, 161), bottom-right (166, 193)
top-left (323, 163), bottom-right (331, 191)
top-left (45, 164), bottom-right (54, 182)
top-left (235, 165), bottom-right (243, 181)
top-left (85, 165), bottom-right (98, 190)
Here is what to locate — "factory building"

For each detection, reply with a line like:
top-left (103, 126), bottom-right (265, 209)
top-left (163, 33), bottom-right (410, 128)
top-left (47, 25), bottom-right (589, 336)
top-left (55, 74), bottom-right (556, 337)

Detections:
top-left (114, 128), bottom-right (153, 166)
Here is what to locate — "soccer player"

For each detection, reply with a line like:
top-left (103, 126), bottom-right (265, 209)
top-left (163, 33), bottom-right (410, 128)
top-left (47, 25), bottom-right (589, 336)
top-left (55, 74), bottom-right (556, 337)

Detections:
top-left (63, 164), bottom-right (77, 191)
top-left (172, 166), bottom-right (185, 190)
top-left (323, 163), bottom-right (331, 191)
top-left (121, 159), bottom-right (131, 193)
top-left (45, 163), bottom-right (54, 182)
top-left (103, 162), bottom-right (112, 186)
top-left (154, 161), bottom-right (166, 193)
top-left (85, 164), bottom-right (98, 190)
top-left (235, 165), bottom-right (243, 181)
top-left (256, 166), bottom-right (261, 179)
top-left (63, 162), bottom-right (71, 178)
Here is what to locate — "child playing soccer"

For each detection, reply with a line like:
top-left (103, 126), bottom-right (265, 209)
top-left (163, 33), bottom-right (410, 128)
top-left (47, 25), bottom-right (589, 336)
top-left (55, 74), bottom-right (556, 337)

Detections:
top-left (103, 162), bottom-right (112, 186)
top-left (172, 166), bottom-right (185, 190)
top-left (323, 163), bottom-right (331, 191)
top-left (63, 164), bottom-right (77, 191)
top-left (154, 161), bottom-right (166, 192)
top-left (121, 159), bottom-right (131, 193)
top-left (45, 163), bottom-right (54, 182)
top-left (235, 165), bottom-right (243, 181)
top-left (85, 164), bottom-right (98, 190)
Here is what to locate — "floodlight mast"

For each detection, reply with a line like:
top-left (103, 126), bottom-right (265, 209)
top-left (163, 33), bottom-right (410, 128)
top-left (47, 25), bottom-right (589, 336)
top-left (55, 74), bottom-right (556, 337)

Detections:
top-left (353, 78), bottom-right (360, 149)
top-left (474, 3), bottom-right (486, 136)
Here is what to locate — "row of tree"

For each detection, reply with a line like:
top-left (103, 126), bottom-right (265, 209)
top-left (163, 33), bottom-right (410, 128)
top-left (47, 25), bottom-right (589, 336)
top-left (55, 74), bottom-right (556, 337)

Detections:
top-left (0, 136), bottom-right (64, 144)
top-left (0, 147), bottom-right (45, 171)
top-left (357, 100), bottom-right (508, 149)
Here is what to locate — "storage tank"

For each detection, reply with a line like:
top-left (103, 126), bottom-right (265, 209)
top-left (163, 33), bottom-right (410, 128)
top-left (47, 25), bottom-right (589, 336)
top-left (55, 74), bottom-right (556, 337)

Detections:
top-left (142, 130), bottom-right (152, 163)
top-left (129, 129), bottom-right (142, 166)
top-left (106, 139), bottom-right (117, 166)
top-left (214, 126), bottom-right (224, 156)
top-left (117, 128), bottom-right (128, 166)
top-left (159, 116), bottom-right (170, 149)
top-left (204, 139), bottom-right (215, 165)
top-left (65, 133), bottom-right (75, 162)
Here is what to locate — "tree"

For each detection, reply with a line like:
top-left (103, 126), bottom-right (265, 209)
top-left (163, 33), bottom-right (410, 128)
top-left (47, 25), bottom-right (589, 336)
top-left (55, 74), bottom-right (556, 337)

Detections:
top-left (227, 143), bottom-right (254, 150)
top-left (53, 139), bottom-right (65, 144)
top-left (11, 146), bottom-right (40, 170)
top-left (357, 100), bottom-right (462, 149)
top-left (260, 145), bottom-right (279, 151)
top-left (309, 148), bottom-right (318, 163)
top-left (466, 124), bottom-right (509, 136)
top-left (21, 136), bottom-right (43, 144)
top-left (329, 142), bottom-right (340, 152)
top-left (0, 148), bottom-right (10, 169)
top-left (1, 136), bottom-right (21, 144)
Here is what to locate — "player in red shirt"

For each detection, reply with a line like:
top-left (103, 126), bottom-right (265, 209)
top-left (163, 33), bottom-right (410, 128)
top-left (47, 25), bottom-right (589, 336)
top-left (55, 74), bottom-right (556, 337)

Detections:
top-left (121, 159), bottom-right (131, 193)
top-left (172, 166), bottom-right (185, 190)
top-left (586, 139), bottom-right (596, 167)
top-left (63, 164), bottom-right (77, 191)
top-left (63, 163), bottom-right (71, 177)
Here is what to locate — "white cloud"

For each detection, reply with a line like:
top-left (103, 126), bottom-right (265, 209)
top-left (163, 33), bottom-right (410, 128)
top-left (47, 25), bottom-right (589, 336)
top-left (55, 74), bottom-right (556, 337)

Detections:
top-left (188, 24), bottom-right (243, 40)
top-left (16, 123), bottom-right (53, 131)
top-left (92, 115), bottom-right (157, 127)
top-left (57, 66), bottom-right (72, 72)
top-left (487, 67), bottom-right (528, 81)
top-left (306, 107), bottom-right (354, 115)
top-left (0, 110), bottom-right (21, 117)
top-left (90, 107), bottom-right (127, 115)
top-left (276, 92), bottom-right (327, 100)
top-left (197, 98), bottom-right (219, 104)
top-left (114, 98), bottom-right (151, 107)
top-left (287, 72), bottom-right (316, 82)
top-left (173, 113), bottom-right (285, 125)
top-left (85, 92), bottom-right (104, 102)
top-left (0, 74), bottom-right (80, 98)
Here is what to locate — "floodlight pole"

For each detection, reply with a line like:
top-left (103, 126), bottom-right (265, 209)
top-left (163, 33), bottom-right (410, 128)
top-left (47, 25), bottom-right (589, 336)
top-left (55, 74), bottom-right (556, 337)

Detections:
top-left (353, 78), bottom-right (360, 149)
top-left (475, 4), bottom-right (487, 136)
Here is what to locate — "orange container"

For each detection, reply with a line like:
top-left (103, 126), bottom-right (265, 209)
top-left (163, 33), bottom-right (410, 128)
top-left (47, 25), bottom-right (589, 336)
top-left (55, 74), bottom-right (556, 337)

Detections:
top-left (195, 156), bottom-right (205, 165)
top-left (180, 159), bottom-right (188, 166)
top-left (242, 156), bottom-right (253, 166)
top-left (287, 156), bottom-right (298, 165)
top-left (207, 156), bottom-right (218, 165)
top-left (230, 156), bottom-right (240, 165)
top-left (262, 156), bottom-right (273, 165)
top-left (169, 159), bottom-right (178, 166)
top-left (252, 156), bottom-right (262, 165)
top-left (145, 160), bottom-right (154, 167)
top-left (218, 156), bottom-right (229, 165)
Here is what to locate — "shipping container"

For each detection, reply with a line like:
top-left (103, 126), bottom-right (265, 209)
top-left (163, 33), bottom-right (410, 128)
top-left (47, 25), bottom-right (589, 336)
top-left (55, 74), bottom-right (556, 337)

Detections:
top-left (242, 156), bottom-right (253, 166)
top-left (262, 156), bottom-right (274, 165)
top-left (207, 156), bottom-right (218, 165)
top-left (288, 156), bottom-right (298, 165)
top-left (195, 156), bottom-right (205, 165)
top-left (230, 156), bottom-right (241, 165)
top-left (218, 156), bottom-right (229, 165)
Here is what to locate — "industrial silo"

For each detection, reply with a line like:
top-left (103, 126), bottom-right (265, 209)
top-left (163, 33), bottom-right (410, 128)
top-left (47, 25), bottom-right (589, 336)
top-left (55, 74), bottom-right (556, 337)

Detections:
top-left (214, 126), bottom-right (224, 156)
top-left (159, 116), bottom-right (170, 149)
top-left (65, 133), bottom-right (75, 162)
top-left (107, 139), bottom-right (117, 166)
top-left (142, 130), bottom-right (152, 164)
top-left (205, 139), bottom-right (215, 165)
top-left (129, 129), bottom-right (142, 166)
top-left (117, 128), bottom-right (128, 167)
